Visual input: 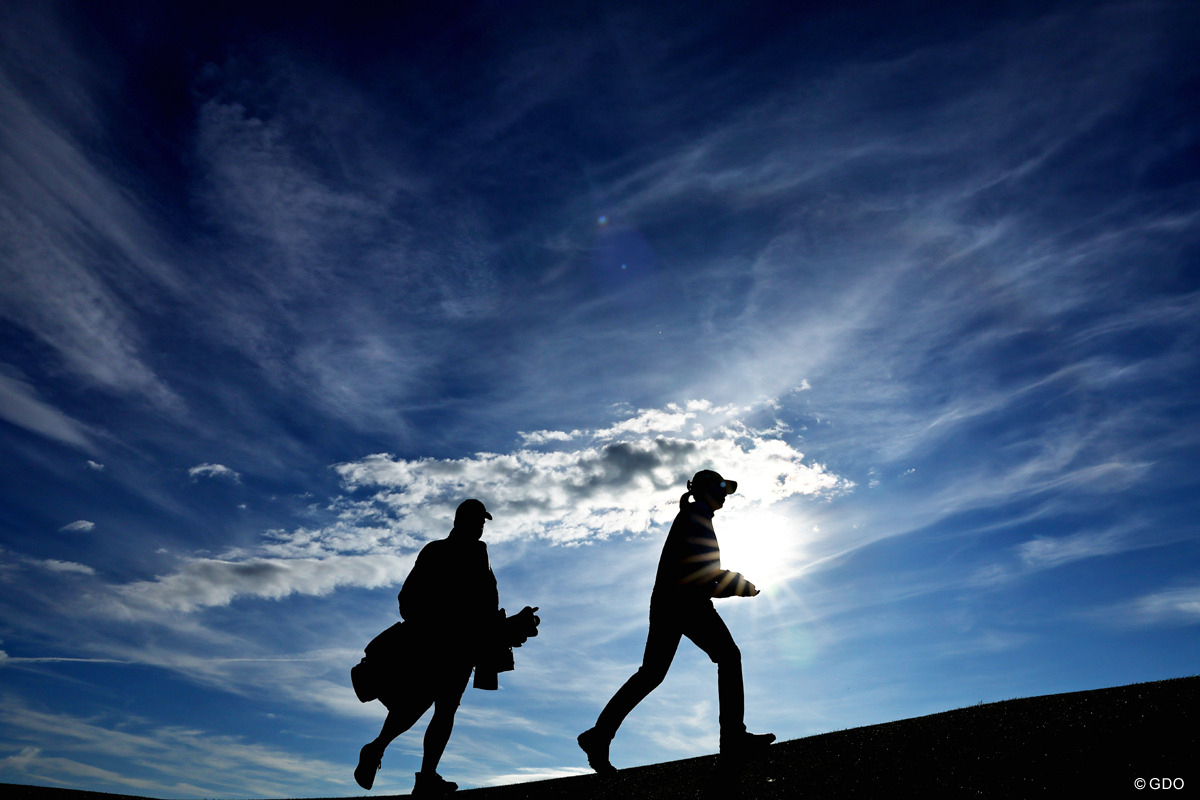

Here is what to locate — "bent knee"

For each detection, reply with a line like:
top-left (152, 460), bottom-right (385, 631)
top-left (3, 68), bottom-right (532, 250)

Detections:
top-left (711, 643), bottom-right (740, 665)
top-left (635, 664), bottom-right (670, 688)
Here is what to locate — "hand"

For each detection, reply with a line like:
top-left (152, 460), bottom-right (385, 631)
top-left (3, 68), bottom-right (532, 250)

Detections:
top-left (506, 606), bottom-right (540, 646)
top-left (744, 580), bottom-right (759, 597)
top-left (519, 606), bottom-right (540, 633)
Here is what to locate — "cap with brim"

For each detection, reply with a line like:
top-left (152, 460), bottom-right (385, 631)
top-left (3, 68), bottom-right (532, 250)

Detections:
top-left (455, 499), bottom-right (492, 523)
top-left (689, 470), bottom-right (737, 496)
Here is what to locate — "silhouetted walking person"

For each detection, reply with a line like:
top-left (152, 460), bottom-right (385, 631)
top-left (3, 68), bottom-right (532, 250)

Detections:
top-left (578, 470), bottom-right (774, 772)
top-left (352, 499), bottom-right (539, 796)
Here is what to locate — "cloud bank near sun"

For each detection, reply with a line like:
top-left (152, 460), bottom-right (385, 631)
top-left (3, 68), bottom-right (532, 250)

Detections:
top-left (94, 399), bottom-right (848, 617)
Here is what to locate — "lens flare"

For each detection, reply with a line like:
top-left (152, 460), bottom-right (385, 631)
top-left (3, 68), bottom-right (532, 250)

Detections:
top-left (718, 510), bottom-right (804, 593)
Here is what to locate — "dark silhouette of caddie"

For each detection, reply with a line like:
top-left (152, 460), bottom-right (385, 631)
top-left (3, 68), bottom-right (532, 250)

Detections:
top-left (351, 499), bottom-right (539, 796)
top-left (578, 470), bottom-right (774, 772)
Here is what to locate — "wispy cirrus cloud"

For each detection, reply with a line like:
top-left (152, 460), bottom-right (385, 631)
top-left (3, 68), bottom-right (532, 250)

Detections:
top-left (184, 86), bottom-right (501, 433)
top-left (1096, 587), bottom-right (1200, 628)
top-left (0, 369), bottom-right (94, 450)
top-left (107, 553), bottom-right (412, 616)
top-left (35, 560), bottom-right (94, 576)
top-left (0, 65), bottom-right (182, 410)
top-left (0, 697), bottom-right (353, 798)
top-left (1017, 525), bottom-right (1139, 571)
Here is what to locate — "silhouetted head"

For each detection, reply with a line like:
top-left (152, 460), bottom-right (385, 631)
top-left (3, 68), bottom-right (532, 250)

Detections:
top-left (680, 470), bottom-right (737, 511)
top-left (453, 498), bottom-right (492, 540)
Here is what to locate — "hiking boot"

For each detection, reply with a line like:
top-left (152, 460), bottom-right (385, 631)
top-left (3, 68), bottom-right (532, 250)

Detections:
top-left (577, 727), bottom-right (616, 774)
top-left (412, 771), bottom-right (457, 796)
top-left (720, 730), bottom-right (776, 757)
top-left (354, 742), bottom-right (383, 790)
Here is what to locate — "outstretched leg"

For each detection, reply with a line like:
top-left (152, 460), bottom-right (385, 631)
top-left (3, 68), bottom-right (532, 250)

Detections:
top-left (596, 611), bottom-right (682, 735)
top-left (356, 693), bottom-right (433, 790)
top-left (580, 609), bottom-right (683, 772)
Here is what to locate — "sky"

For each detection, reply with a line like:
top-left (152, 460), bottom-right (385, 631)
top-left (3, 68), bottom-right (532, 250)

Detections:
top-left (1, 0), bottom-right (1198, 795)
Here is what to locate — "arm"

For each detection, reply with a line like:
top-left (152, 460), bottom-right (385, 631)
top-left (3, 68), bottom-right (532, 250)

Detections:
top-left (676, 516), bottom-right (759, 598)
top-left (672, 514), bottom-right (757, 597)
top-left (712, 571), bottom-right (759, 597)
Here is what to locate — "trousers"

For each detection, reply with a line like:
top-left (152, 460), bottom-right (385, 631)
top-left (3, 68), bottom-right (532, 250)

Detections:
top-left (378, 659), bottom-right (472, 724)
top-left (596, 600), bottom-right (744, 737)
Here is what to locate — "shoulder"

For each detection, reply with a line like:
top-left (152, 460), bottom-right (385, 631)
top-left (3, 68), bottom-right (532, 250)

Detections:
top-left (672, 506), bottom-right (711, 528)
top-left (417, 537), bottom-right (487, 563)
top-left (412, 538), bottom-right (454, 570)
top-left (421, 538), bottom-right (448, 554)
top-left (415, 539), bottom-right (445, 560)
top-left (670, 506), bottom-right (695, 527)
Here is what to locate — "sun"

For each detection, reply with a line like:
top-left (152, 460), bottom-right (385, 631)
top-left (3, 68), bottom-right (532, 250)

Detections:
top-left (717, 510), bottom-right (804, 593)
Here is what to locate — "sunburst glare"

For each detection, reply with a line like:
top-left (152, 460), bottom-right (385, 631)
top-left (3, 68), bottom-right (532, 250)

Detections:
top-left (718, 510), bottom-right (807, 594)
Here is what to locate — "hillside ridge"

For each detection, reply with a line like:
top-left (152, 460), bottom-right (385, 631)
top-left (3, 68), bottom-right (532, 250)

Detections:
top-left (5, 675), bottom-right (1196, 799)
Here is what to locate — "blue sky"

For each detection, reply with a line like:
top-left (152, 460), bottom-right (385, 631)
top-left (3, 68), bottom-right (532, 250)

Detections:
top-left (2, 0), bottom-right (1198, 795)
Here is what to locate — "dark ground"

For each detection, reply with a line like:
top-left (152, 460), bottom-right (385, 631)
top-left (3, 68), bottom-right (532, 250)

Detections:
top-left (4, 676), bottom-right (1196, 799)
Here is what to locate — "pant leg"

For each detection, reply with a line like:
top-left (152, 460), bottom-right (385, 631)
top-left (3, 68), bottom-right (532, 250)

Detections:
top-left (421, 661), bottom-right (473, 774)
top-left (679, 602), bottom-right (744, 736)
top-left (377, 687), bottom-right (436, 748)
top-left (376, 658), bottom-right (469, 749)
top-left (594, 609), bottom-right (684, 737)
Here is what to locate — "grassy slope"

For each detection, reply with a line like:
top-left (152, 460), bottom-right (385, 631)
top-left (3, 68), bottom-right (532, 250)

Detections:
top-left (5, 675), bottom-right (1196, 799)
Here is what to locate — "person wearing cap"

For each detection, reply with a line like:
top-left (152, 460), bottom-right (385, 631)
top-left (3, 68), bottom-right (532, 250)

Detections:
top-left (354, 499), bottom-right (539, 796)
top-left (578, 470), bottom-right (775, 772)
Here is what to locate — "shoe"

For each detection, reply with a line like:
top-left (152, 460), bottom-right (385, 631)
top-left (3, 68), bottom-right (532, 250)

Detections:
top-left (354, 742), bottom-right (383, 790)
top-left (412, 771), bottom-right (458, 796)
top-left (577, 727), bottom-right (616, 774)
top-left (720, 730), bottom-right (776, 757)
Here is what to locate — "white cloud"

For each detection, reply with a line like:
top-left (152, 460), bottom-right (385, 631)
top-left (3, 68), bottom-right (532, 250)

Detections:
top-left (0, 746), bottom-right (40, 771)
top-left (90, 400), bottom-right (847, 619)
top-left (85, 460), bottom-right (104, 471)
top-left (1017, 527), bottom-right (1129, 570)
top-left (187, 463), bottom-right (241, 482)
top-left (334, 399), bottom-right (850, 547)
top-left (0, 370), bottom-right (93, 450)
top-left (518, 429), bottom-right (579, 445)
top-left (37, 560), bottom-right (95, 576)
top-left (591, 403), bottom-right (696, 438)
top-left (58, 520), bottom-right (95, 533)
top-left (1104, 587), bottom-right (1200, 628)
top-left (107, 553), bottom-right (413, 616)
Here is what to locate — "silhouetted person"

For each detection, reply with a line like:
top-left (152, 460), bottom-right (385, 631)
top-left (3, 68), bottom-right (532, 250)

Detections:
top-left (354, 499), bottom-right (539, 796)
top-left (578, 470), bottom-right (774, 772)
